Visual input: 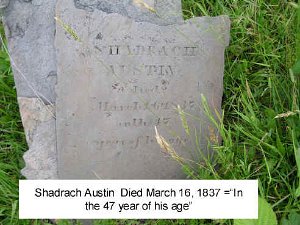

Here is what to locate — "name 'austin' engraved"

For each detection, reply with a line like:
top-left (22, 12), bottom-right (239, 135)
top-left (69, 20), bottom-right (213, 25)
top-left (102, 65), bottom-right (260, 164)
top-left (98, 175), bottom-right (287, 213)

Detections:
top-left (108, 64), bottom-right (175, 77)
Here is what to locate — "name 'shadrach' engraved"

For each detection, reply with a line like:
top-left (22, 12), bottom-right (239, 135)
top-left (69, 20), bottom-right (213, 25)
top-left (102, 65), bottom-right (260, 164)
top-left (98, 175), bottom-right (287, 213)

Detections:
top-left (94, 44), bottom-right (201, 57)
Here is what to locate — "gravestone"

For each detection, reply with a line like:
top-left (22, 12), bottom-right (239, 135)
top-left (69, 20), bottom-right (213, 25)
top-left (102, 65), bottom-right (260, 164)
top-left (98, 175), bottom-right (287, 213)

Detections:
top-left (56, 0), bottom-right (230, 179)
top-left (1, 0), bottom-right (189, 179)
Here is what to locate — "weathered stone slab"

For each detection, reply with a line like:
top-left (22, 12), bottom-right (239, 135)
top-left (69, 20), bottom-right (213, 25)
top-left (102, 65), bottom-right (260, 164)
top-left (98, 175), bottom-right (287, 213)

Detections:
top-left (2, 0), bottom-right (58, 179)
top-left (56, 0), bottom-right (230, 179)
top-left (2, 0), bottom-right (183, 179)
top-left (18, 97), bottom-right (57, 179)
top-left (0, 0), bottom-right (9, 9)
top-left (2, 0), bottom-right (57, 104)
top-left (2, 0), bottom-right (182, 104)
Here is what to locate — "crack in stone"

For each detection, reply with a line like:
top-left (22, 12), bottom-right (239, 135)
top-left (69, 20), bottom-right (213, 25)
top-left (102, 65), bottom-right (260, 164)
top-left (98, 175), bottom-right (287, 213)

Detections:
top-left (74, 0), bottom-right (128, 14)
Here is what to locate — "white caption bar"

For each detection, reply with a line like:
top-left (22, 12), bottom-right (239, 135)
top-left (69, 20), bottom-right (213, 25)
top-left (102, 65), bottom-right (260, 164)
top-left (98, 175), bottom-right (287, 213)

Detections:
top-left (19, 180), bottom-right (257, 219)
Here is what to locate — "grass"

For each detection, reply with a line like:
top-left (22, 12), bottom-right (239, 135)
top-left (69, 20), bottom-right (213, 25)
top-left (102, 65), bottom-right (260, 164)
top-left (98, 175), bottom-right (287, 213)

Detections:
top-left (0, 0), bottom-right (299, 224)
top-left (0, 25), bottom-right (27, 225)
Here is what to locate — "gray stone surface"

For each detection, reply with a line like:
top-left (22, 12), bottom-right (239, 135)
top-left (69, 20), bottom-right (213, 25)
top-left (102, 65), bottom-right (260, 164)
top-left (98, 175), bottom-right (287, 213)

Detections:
top-left (3, 0), bottom-right (57, 104)
top-left (1, 0), bottom-right (185, 179)
top-left (18, 97), bottom-right (57, 179)
top-left (56, 0), bottom-right (230, 179)
top-left (73, 0), bottom-right (183, 25)
top-left (2, 0), bottom-right (182, 104)
top-left (2, 0), bottom-right (58, 179)
top-left (0, 0), bottom-right (9, 9)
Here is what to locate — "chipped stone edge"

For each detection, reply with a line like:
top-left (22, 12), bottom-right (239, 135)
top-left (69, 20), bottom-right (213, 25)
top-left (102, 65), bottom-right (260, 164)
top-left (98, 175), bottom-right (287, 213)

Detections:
top-left (18, 97), bottom-right (58, 179)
